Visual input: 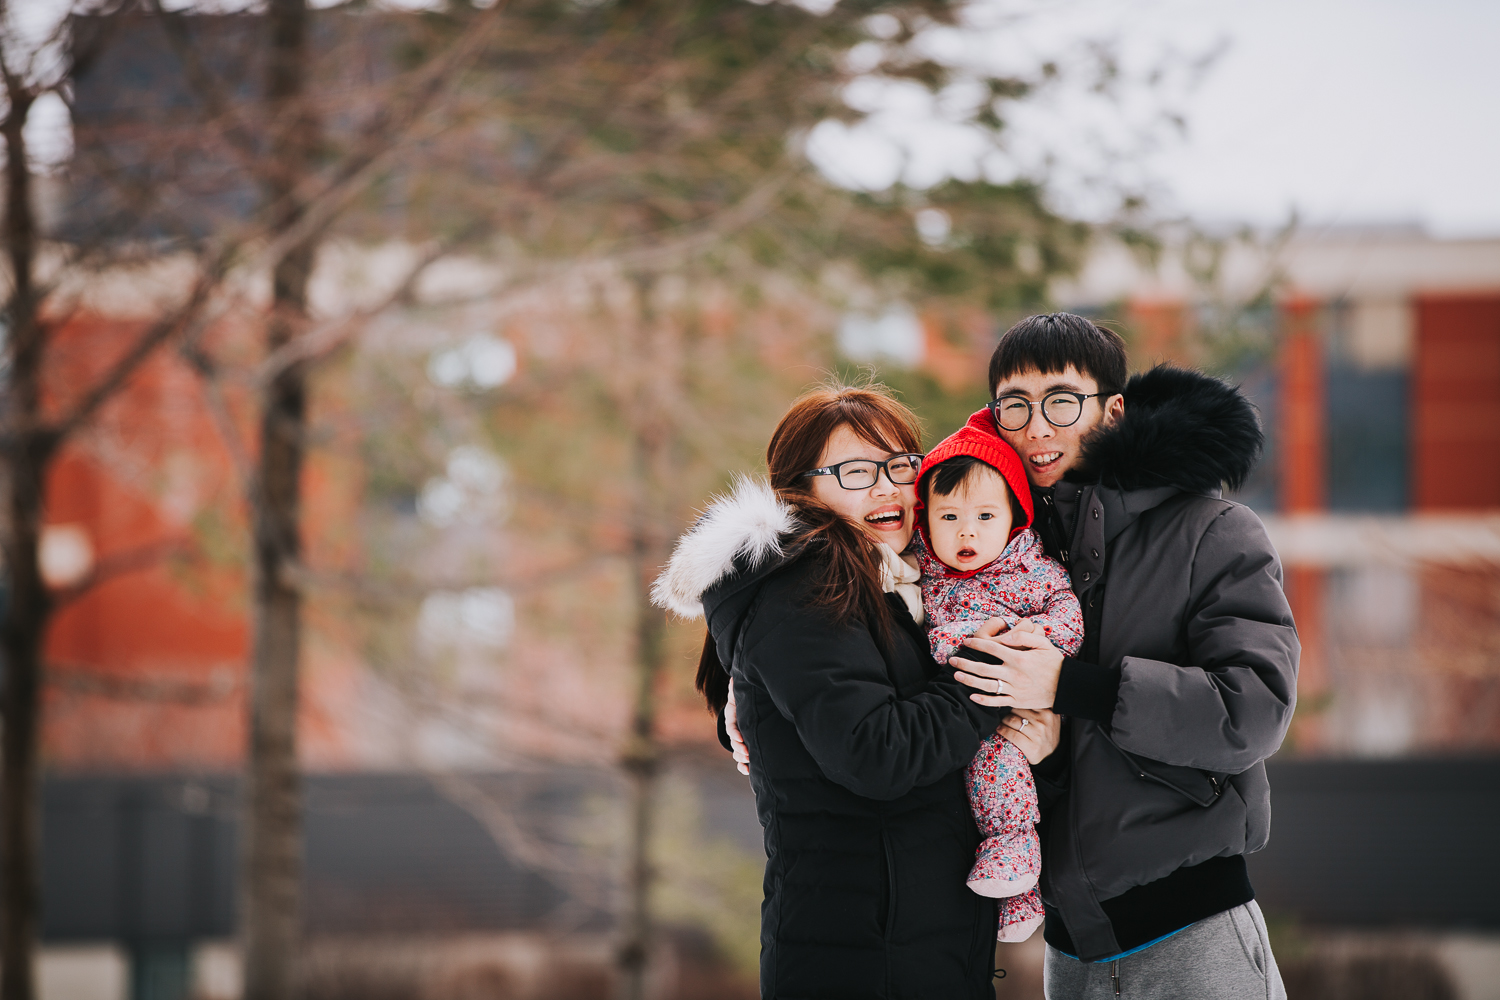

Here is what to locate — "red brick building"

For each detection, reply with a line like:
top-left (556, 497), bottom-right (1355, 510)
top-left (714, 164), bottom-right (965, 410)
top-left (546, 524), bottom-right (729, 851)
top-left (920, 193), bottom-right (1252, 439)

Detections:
top-left (38, 311), bottom-right (368, 771)
top-left (1051, 228), bottom-right (1500, 757)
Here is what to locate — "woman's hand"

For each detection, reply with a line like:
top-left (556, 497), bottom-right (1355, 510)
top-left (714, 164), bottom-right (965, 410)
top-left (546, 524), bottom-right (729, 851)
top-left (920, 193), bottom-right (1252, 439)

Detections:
top-left (998, 709), bottom-right (1061, 765)
top-left (951, 627), bottom-right (1064, 710)
top-left (725, 680), bottom-right (750, 776)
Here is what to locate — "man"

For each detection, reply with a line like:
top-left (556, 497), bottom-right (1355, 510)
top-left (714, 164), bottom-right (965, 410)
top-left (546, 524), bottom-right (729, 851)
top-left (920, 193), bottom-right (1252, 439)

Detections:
top-left (953, 313), bottom-right (1297, 998)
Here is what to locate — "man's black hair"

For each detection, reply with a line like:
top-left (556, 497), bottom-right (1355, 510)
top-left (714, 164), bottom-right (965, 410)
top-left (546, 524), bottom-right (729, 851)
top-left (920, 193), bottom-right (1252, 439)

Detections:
top-left (923, 456), bottom-right (1025, 524)
top-left (989, 312), bottom-right (1128, 399)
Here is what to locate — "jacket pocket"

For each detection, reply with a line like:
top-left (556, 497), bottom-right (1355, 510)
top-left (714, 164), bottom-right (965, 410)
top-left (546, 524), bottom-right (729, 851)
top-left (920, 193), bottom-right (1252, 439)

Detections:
top-left (1133, 753), bottom-right (1223, 807)
top-left (1104, 734), bottom-right (1224, 807)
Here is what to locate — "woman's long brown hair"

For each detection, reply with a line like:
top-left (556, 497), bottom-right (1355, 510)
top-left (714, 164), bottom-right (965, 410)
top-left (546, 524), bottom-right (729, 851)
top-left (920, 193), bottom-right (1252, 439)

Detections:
top-left (697, 378), bottom-right (924, 714)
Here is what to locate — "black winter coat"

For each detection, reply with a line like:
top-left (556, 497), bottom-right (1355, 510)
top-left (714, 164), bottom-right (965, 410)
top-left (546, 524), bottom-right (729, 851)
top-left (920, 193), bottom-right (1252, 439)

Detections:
top-left (652, 480), bottom-right (1003, 1000)
top-left (1026, 366), bottom-right (1301, 961)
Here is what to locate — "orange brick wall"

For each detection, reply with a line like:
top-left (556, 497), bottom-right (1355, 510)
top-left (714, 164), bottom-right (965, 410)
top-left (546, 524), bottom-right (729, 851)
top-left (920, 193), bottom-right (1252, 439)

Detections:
top-left (1126, 299), bottom-right (1193, 367)
top-left (920, 307), bottom-right (997, 393)
top-left (1412, 293), bottom-right (1500, 510)
top-left (1279, 298), bottom-right (1326, 514)
top-left (38, 313), bottom-right (364, 771)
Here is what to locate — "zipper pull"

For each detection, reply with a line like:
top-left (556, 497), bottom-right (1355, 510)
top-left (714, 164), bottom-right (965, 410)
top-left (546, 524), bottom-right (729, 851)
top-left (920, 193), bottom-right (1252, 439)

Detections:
top-left (1112, 959), bottom-right (1121, 996)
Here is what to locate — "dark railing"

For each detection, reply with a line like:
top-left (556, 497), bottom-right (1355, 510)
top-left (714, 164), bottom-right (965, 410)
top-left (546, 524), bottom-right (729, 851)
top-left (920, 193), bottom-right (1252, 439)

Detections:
top-left (41, 758), bottom-right (1500, 948)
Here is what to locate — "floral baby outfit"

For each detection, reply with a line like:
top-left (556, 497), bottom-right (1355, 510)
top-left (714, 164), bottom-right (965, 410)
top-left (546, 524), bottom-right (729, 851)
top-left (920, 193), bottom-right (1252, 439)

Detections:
top-left (911, 409), bottom-right (1086, 944)
top-left (917, 528), bottom-right (1083, 941)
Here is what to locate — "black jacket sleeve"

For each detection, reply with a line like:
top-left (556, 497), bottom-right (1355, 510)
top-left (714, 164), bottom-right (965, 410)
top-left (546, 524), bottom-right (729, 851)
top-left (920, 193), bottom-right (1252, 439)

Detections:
top-left (741, 577), bottom-right (1002, 802)
top-left (1053, 657), bottom-right (1121, 723)
top-left (1031, 725), bottom-right (1070, 813)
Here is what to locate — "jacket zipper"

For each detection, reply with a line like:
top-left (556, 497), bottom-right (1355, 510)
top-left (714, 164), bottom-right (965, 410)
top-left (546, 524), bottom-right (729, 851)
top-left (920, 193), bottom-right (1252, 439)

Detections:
top-left (880, 828), bottom-right (896, 995)
top-left (880, 829), bottom-right (897, 943)
top-left (1134, 763), bottom-right (1223, 805)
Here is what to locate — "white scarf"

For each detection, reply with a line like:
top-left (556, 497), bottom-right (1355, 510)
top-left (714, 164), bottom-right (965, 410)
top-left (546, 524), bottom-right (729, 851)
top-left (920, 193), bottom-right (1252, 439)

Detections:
top-left (878, 543), bottom-right (925, 625)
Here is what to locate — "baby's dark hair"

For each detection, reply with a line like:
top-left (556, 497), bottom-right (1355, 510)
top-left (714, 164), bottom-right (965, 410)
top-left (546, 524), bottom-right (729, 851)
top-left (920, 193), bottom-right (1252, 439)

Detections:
top-left (923, 456), bottom-right (1025, 523)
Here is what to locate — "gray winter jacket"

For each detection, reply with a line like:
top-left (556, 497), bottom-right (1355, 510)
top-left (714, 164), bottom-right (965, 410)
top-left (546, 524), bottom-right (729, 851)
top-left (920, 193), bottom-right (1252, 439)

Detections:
top-left (1023, 366), bottom-right (1300, 961)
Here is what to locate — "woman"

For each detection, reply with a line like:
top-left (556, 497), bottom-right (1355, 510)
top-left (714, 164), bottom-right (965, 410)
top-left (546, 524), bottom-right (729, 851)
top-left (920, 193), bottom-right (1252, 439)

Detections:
top-left (653, 381), bottom-right (1056, 999)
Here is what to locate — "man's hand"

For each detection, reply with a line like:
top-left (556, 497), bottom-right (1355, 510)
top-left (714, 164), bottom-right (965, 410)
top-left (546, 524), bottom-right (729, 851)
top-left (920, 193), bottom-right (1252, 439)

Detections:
top-left (725, 680), bottom-right (750, 776)
top-left (951, 627), bottom-right (1064, 710)
top-left (998, 709), bottom-right (1062, 765)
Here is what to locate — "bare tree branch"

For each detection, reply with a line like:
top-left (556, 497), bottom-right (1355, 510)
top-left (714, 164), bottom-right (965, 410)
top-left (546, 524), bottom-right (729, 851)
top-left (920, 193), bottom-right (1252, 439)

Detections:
top-left (180, 341), bottom-right (256, 489)
top-left (50, 536), bottom-right (192, 609)
top-left (143, 0), bottom-right (279, 183)
top-left (252, 2), bottom-right (510, 276)
top-left (279, 552), bottom-right (615, 605)
top-left (429, 770), bottom-right (606, 879)
top-left (45, 660), bottom-right (239, 704)
top-left (409, 161), bottom-right (800, 316)
top-left (252, 237), bottom-right (449, 385)
top-left (43, 248), bottom-right (231, 444)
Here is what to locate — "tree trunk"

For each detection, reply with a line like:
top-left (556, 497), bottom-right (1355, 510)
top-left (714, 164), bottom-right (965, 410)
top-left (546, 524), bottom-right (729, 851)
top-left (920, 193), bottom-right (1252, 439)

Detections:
top-left (618, 541), bottom-right (668, 1000)
top-left (241, 2), bottom-right (315, 998)
top-left (1, 84), bottom-right (49, 1000)
top-left (616, 279), bottom-right (677, 1000)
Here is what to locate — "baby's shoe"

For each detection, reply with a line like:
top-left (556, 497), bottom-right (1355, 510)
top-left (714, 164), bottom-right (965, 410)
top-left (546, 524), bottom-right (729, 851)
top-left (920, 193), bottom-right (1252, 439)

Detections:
top-left (996, 889), bottom-right (1045, 943)
top-left (966, 827), bottom-right (1040, 897)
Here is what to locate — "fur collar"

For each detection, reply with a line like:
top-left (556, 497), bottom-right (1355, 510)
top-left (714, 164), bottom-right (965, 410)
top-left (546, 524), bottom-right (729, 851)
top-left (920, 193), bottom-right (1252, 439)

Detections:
top-left (651, 476), bottom-right (797, 619)
top-left (1067, 365), bottom-right (1264, 494)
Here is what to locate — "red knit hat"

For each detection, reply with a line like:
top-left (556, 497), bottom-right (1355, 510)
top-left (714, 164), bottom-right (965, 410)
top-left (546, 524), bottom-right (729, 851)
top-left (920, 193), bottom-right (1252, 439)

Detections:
top-left (916, 407), bottom-right (1033, 544)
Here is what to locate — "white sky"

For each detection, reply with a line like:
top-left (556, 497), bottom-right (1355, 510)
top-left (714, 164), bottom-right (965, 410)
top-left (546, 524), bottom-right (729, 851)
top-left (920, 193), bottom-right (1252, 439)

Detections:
top-left (1145, 0), bottom-right (1500, 236)
top-left (809, 0), bottom-right (1500, 237)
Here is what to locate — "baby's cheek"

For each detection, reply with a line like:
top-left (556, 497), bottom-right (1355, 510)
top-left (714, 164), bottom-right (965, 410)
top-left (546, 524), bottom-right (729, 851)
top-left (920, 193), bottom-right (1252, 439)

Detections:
top-left (930, 529), bottom-right (957, 565)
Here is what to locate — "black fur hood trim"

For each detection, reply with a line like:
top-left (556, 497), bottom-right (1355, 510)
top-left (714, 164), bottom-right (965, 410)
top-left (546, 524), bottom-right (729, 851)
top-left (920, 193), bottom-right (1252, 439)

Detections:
top-left (1066, 365), bottom-right (1264, 494)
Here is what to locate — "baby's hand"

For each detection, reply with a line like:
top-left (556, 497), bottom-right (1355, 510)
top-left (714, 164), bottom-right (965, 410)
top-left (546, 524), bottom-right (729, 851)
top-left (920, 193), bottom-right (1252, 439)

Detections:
top-left (974, 616), bottom-right (1032, 638)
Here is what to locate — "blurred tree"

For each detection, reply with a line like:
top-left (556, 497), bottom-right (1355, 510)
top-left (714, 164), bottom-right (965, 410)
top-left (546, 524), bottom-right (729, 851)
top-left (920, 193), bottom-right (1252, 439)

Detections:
top-left (122, 8), bottom-right (504, 999)
top-left (15, 5), bottom-right (504, 998)
top-left (1, 16), bottom-right (69, 1000)
top-left (241, 3), bottom-right (316, 999)
top-left (0, 6), bottom-right (238, 998)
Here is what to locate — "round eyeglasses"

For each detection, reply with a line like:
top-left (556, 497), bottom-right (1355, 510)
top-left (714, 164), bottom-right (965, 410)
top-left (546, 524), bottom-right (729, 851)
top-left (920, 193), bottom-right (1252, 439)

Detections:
top-left (800, 454), bottom-right (923, 490)
top-left (988, 391), bottom-right (1101, 431)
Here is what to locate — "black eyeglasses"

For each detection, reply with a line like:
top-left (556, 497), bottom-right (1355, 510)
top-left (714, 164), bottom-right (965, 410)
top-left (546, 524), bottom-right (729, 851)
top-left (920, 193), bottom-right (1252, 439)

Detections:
top-left (801, 454), bottom-right (923, 490)
top-left (988, 391), bottom-right (1101, 431)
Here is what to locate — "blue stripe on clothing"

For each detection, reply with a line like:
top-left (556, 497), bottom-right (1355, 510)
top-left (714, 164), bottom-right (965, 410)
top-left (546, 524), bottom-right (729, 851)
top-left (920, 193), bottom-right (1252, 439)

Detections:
top-left (1054, 923), bottom-right (1193, 964)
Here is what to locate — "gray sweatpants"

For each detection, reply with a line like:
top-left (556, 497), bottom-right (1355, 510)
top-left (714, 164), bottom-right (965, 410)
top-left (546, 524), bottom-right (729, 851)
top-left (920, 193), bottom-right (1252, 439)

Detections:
top-left (1043, 901), bottom-right (1286, 1000)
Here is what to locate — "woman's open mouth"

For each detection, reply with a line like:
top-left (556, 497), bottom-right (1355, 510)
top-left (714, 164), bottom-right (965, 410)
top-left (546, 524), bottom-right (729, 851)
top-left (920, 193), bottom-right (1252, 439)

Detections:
top-left (863, 507), bottom-right (906, 531)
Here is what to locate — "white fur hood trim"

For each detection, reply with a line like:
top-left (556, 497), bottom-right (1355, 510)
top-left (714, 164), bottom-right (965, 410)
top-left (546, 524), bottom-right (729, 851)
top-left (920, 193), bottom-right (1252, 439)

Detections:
top-left (651, 476), bottom-right (797, 619)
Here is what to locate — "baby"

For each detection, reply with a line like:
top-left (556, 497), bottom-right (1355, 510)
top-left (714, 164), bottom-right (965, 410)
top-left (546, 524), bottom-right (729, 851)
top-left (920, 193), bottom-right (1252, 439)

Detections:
top-left (915, 419), bottom-right (1083, 943)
